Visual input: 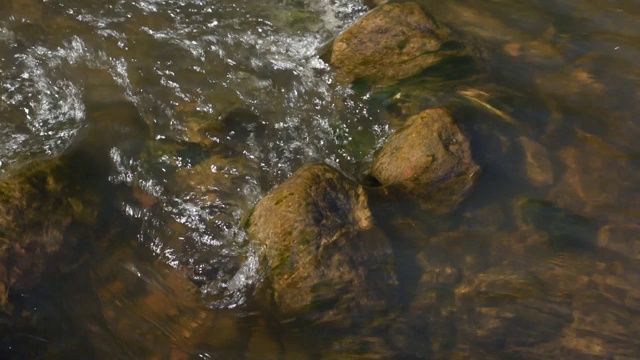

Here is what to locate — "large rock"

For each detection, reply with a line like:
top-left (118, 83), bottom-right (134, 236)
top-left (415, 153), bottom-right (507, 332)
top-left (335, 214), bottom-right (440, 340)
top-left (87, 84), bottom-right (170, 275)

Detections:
top-left (247, 163), bottom-right (397, 328)
top-left (369, 108), bottom-right (479, 213)
top-left (329, 2), bottom-right (469, 87)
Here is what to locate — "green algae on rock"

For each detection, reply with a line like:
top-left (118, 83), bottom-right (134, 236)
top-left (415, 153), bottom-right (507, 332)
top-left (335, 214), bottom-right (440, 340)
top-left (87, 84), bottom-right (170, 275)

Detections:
top-left (328, 2), bottom-right (471, 88)
top-left (247, 163), bottom-right (397, 328)
top-left (369, 108), bottom-right (479, 213)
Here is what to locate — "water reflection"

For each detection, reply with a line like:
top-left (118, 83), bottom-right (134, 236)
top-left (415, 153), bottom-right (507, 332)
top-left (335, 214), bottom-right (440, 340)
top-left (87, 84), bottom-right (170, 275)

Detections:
top-left (0, 0), bottom-right (640, 357)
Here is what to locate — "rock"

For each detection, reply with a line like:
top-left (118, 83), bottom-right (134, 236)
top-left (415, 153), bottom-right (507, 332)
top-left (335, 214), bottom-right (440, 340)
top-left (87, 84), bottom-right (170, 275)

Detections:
top-left (547, 131), bottom-right (640, 223)
top-left (74, 100), bottom-right (150, 161)
top-left (0, 99), bottom-right (148, 340)
top-left (454, 268), bottom-right (573, 353)
top-left (559, 268), bottom-right (640, 358)
top-left (247, 163), bottom-right (397, 328)
top-left (329, 2), bottom-right (469, 87)
top-left (514, 198), bottom-right (598, 250)
top-left (246, 325), bottom-right (281, 359)
top-left (325, 336), bottom-right (395, 359)
top-left (0, 153), bottom-right (102, 296)
top-left (369, 108), bottom-right (479, 213)
top-left (91, 247), bottom-right (241, 358)
top-left (393, 263), bottom-right (459, 356)
top-left (531, 256), bottom-right (640, 358)
top-left (518, 136), bottom-right (554, 187)
top-left (597, 224), bottom-right (640, 261)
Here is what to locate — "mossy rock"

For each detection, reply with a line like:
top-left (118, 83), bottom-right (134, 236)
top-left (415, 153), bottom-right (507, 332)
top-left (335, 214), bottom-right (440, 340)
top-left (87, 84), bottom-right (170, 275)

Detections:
top-left (369, 108), bottom-right (479, 213)
top-left (329, 2), bottom-right (470, 88)
top-left (247, 164), bottom-right (397, 328)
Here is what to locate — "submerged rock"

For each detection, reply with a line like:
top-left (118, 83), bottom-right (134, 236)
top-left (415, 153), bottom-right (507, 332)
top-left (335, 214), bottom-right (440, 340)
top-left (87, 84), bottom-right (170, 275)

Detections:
top-left (0, 154), bottom-right (102, 295)
top-left (548, 131), bottom-right (640, 224)
top-left (369, 108), bottom-right (479, 213)
top-left (518, 136), bottom-right (554, 187)
top-left (90, 247), bottom-right (241, 358)
top-left (329, 2), bottom-right (470, 87)
top-left (0, 99), bottom-right (147, 333)
top-left (597, 224), bottom-right (640, 260)
top-left (529, 253), bottom-right (640, 358)
top-left (247, 163), bottom-right (397, 328)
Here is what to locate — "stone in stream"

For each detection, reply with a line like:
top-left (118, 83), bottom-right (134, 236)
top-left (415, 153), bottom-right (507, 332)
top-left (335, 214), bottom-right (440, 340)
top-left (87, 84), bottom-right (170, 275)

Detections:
top-left (89, 247), bottom-right (242, 359)
top-left (247, 163), bottom-right (398, 331)
top-left (0, 153), bottom-right (103, 315)
top-left (526, 252), bottom-right (640, 358)
top-left (369, 108), bottom-right (479, 213)
top-left (328, 2), bottom-right (472, 88)
top-left (597, 224), bottom-right (640, 261)
top-left (547, 130), bottom-right (640, 224)
top-left (0, 100), bottom-right (149, 329)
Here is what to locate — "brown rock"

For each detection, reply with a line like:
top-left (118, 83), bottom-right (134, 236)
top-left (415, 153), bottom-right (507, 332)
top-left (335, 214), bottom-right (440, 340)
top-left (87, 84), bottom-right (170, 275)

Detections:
top-left (329, 2), bottom-right (466, 87)
top-left (370, 108), bottom-right (479, 213)
top-left (247, 163), bottom-right (397, 327)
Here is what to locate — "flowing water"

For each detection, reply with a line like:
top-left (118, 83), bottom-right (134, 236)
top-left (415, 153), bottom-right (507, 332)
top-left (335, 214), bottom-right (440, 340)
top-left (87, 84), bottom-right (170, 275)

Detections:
top-left (1, 0), bottom-right (640, 358)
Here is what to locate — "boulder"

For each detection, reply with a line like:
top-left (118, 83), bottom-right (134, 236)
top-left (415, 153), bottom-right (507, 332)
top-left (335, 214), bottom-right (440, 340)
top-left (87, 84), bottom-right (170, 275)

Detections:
top-left (247, 163), bottom-right (397, 328)
top-left (329, 2), bottom-right (469, 87)
top-left (369, 108), bottom-right (479, 213)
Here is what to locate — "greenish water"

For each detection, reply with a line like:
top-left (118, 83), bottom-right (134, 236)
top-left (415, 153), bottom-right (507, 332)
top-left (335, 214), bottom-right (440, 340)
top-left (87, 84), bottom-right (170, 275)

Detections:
top-left (1, 0), bottom-right (640, 358)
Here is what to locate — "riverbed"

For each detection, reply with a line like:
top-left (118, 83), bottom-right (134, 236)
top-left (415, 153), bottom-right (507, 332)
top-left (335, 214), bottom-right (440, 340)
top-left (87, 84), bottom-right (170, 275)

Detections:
top-left (1, 0), bottom-right (640, 358)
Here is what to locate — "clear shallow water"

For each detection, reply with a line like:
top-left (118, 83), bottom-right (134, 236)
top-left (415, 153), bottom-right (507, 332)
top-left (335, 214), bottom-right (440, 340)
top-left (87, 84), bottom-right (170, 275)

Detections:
top-left (1, 0), bottom-right (640, 358)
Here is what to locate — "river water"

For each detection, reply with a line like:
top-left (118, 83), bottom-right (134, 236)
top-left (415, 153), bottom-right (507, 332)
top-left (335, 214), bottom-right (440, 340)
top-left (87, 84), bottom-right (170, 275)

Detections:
top-left (1, 0), bottom-right (640, 358)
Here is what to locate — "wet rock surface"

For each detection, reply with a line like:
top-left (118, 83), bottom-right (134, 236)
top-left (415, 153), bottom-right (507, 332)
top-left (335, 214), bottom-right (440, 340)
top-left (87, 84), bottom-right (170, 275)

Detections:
top-left (247, 163), bottom-right (398, 328)
top-left (329, 2), bottom-right (470, 87)
top-left (369, 108), bottom-right (479, 213)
